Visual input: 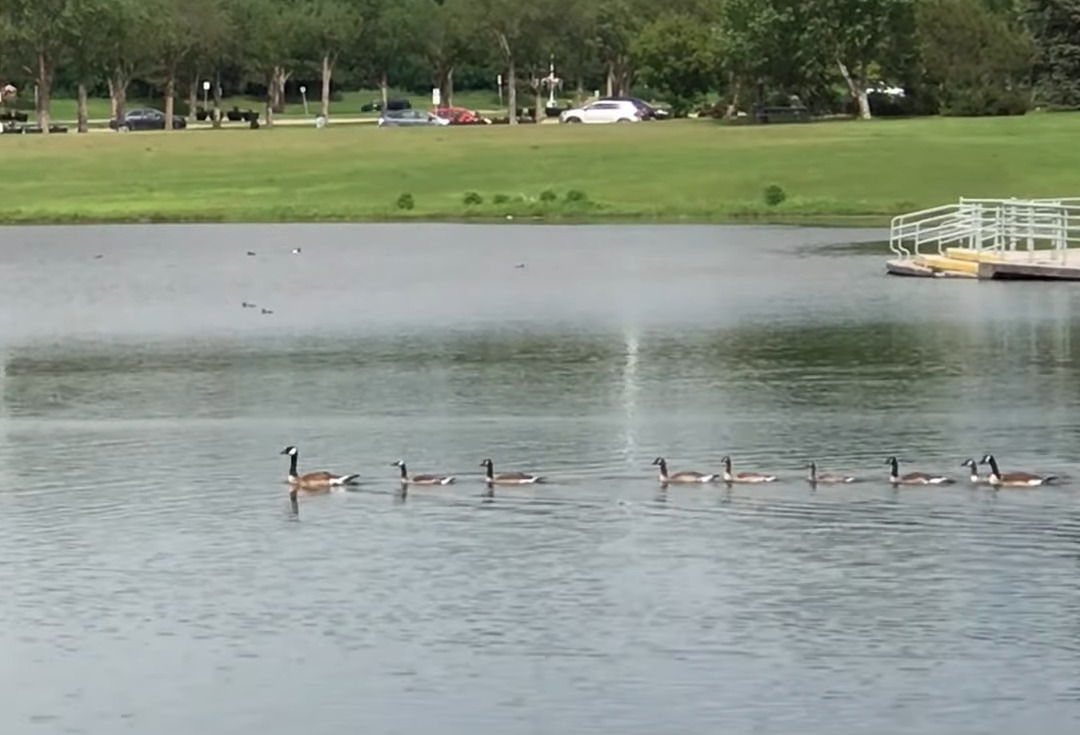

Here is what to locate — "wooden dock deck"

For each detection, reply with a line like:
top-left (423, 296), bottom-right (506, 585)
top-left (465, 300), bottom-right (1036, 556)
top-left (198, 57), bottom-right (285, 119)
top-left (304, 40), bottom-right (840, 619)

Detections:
top-left (887, 248), bottom-right (1080, 280)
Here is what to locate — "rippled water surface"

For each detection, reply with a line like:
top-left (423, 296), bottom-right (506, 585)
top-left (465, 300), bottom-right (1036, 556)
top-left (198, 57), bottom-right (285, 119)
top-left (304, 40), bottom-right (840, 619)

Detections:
top-left (3, 224), bottom-right (1080, 735)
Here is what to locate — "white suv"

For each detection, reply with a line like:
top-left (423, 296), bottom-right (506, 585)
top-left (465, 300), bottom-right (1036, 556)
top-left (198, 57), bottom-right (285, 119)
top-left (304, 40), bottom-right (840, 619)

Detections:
top-left (559, 100), bottom-right (642, 124)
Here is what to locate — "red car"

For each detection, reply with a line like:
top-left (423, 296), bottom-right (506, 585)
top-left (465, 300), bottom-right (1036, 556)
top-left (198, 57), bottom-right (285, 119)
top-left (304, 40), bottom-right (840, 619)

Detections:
top-left (433, 106), bottom-right (490, 125)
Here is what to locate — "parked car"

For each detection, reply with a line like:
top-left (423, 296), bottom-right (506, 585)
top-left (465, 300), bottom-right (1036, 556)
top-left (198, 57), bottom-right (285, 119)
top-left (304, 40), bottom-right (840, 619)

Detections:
top-left (109, 108), bottom-right (187, 131)
top-left (559, 100), bottom-right (643, 124)
top-left (433, 106), bottom-right (490, 125)
top-left (377, 109), bottom-right (450, 127)
top-left (604, 96), bottom-right (671, 120)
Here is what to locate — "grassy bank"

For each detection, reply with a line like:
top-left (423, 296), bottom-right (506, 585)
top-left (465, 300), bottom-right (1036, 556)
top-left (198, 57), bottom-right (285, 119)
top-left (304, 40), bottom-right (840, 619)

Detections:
top-left (1, 113), bottom-right (1079, 225)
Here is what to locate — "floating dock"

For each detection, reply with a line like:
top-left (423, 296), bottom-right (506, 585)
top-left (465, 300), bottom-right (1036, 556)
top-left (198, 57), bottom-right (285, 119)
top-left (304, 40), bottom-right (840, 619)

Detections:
top-left (886, 197), bottom-right (1080, 280)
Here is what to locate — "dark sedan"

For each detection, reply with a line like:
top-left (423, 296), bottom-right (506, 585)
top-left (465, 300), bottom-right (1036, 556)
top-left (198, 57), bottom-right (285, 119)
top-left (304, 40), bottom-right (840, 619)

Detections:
top-left (109, 108), bottom-right (187, 131)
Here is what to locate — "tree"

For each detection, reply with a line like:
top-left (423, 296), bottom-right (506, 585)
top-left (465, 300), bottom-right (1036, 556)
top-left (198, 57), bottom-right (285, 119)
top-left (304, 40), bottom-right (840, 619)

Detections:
top-left (228, 0), bottom-right (307, 126)
top-left (6, 0), bottom-right (76, 132)
top-left (355, 0), bottom-right (425, 111)
top-left (149, 0), bottom-right (223, 130)
top-left (95, 0), bottom-right (157, 120)
top-left (589, 0), bottom-right (646, 97)
top-left (1026, 0), bottom-right (1080, 108)
top-left (412, 0), bottom-right (469, 106)
top-left (630, 12), bottom-right (718, 115)
top-left (813, 0), bottom-right (916, 119)
top-left (301, 0), bottom-right (363, 119)
top-left (917, 0), bottom-right (1035, 115)
top-left (469, 0), bottom-right (543, 123)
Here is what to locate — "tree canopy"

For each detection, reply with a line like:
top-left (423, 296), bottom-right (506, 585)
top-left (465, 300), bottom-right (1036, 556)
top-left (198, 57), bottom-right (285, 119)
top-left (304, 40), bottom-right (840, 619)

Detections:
top-left (0, 0), bottom-right (1070, 129)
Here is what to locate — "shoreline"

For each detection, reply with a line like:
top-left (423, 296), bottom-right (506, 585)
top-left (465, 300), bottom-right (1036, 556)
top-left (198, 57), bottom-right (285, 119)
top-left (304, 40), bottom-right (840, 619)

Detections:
top-left (0, 212), bottom-right (892, 228)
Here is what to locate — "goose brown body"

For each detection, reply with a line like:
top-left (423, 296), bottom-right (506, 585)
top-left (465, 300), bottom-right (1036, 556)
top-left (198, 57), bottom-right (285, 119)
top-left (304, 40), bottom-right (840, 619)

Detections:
top-left (805, 461), bottom-right (856, 484)
top-left (886, 456), bottom-right (954, 486)
top-left (652, 457), bottom-right (718, 484)
top-left (480, 458), bottom-right (543, 485)
top-left (392, 460), bottom-right (455, 486)
top-left (980, 454), bottom-right (1056, 488)
top-left (280, 446), bottom-right (360, 493)
top-left (721, 455), bottom-right (777, 484)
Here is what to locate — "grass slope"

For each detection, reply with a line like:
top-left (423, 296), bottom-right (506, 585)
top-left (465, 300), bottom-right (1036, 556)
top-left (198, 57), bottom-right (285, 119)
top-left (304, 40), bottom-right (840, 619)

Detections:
top-left (1, 113), bottom-right (1078, 225)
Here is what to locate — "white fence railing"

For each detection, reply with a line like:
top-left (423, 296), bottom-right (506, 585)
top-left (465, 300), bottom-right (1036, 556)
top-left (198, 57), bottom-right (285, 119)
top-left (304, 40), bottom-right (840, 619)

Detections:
top-left (889, 197), bottom-right (1080, 261)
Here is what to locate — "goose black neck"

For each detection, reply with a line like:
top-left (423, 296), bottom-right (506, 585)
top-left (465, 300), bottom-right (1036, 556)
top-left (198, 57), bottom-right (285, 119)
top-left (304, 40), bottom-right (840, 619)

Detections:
top-left (889, 458), bottom-right (898, 476)
top-left (399, 463), bottom-right (408, 479)
top-left (657, 459), bottom-right (667, 477)
top-left (288, 453), bottom-right (298, 477)
top-left (485, 463), bottom-right (494, 480)
top-left (987, 456), bottom-right (1001, 476)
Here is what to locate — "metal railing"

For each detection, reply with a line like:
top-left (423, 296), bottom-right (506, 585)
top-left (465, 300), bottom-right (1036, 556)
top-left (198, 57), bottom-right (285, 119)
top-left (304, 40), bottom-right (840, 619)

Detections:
top-left (889, 197), bottom-right (1080, 261)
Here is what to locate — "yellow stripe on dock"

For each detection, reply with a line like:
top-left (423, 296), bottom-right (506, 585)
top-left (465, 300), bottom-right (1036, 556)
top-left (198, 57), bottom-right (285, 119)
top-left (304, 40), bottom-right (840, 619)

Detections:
top-left (913, 254), bottom-right (980, 275)
top-left (942, 248), bottom-right (1006, 263)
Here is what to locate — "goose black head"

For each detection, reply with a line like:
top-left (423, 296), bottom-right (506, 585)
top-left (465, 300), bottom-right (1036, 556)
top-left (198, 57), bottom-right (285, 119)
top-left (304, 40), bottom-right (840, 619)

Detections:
top-left (280, 446), bottom-right (298, 456)
top-left (651, 457), bottom-right (665, 466)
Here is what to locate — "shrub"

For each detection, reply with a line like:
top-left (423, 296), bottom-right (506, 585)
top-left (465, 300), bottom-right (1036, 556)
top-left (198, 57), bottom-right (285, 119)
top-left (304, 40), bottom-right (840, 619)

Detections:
top-left (492, 193), bottom-right (510, 204)
top-left (540, 189), bottom-right (558, 203)
top-left (396, 193), bottom-right (414, 210)
top-left (763, 184), bottom-right (786, 206)
top-left (463, 191), bottom-right (483, 206)
top-left (565, 190), bottom-right (588, 203)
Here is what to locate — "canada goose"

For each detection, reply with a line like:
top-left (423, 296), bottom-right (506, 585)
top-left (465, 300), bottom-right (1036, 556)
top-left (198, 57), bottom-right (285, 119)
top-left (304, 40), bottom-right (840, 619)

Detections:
top-left (805, 461), bottom-right (856, 484)
top-left (392, 460), bottom-right (455, 486)
top-left (479, 458), bottom-right (544, 485)
top-left (261, 308), bottom-right (273, 315)
top-left (242, 301), bottom-right (256, 308)
top-left (279, 445), bottom-right (360, 492)
top-left (720, 455), bottom-right (777, 484)
top-left (246, 250), bottom-right (256, 256)
top-left (652, 457), bottom-right (718, 484)
top-left (291, 247), bottom-right (302, 254)
top-left (979, 454), bottom-right (1056, 488)
top-left (886, 456), bottom-right (954, 486)
top-left (960, 458), bottom-right (991, 485)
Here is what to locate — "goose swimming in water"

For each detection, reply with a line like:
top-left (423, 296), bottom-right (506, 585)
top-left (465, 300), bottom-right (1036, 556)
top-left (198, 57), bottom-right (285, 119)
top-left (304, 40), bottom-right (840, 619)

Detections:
top-left (392, 460), bottom-right (455, 486)
top-left (279, 445), bottom-right (360, 492)
top-left (979, 454), bottom-right (1057, 488)
top-left (805, 461), bottom-right (856, 484)
top-left (652, 457), bottom-right (719, 484)
top-left (720, 455), bottom-right (777, 484)
top-left (886, 456), bottom-right (954, 486)
top-left (960, 458), bottom-right (991, 486)
top-left (479, 458), bottom-right (544, 485)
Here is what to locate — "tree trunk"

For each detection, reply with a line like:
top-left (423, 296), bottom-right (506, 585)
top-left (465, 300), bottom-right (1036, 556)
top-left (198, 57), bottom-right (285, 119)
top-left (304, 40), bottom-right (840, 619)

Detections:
top-left (606, 63), bottom-right (614, 97)
top-left (446, 67), bottom-right (454, 106)
top-left (320, 53), bottom-right (333, 118)
top-left (76, 83), bottom-right (88, 133)
top-left (535, 77), bottom-right (543, 123)
top-left (264, 73), bottom-right (274, 128)
top-left (724, 74), bottom-right (741, 119)
top-left (109, 72), bottom-right (129, 120)
top-left (212, 70), bottom-right (222, 128)
top-left (379, 72), bottom-right (389, 111)
top-left (186, 77), bottom-right (198, 124)
top-left (36, 51), bottom-right (52, 134)
top-left (164, 73), bottom-right (175, 130)
top-left (837, 58), bottom-right (871, 120)
top-left (436, 62), bottom-right (451, 108)
top-left (507, 56), bottom-right (517, 125)
top-left (270, 66), bottom-right (289, 113)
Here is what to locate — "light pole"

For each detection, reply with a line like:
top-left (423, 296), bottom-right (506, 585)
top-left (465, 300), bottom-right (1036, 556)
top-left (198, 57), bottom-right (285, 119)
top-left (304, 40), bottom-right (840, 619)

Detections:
top-left (300, 85), bottom-right (309, 116)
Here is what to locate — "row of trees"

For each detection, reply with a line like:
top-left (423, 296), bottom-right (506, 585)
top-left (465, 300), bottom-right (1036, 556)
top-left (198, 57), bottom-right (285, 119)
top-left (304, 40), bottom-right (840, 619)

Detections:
top-left (1, 0), bottom-right (1079, 133)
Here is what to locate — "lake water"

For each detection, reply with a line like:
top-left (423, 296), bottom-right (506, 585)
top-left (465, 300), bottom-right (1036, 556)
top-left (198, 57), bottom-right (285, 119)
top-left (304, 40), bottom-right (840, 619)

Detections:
top-left (2, 223), bottom-right (1080, 735)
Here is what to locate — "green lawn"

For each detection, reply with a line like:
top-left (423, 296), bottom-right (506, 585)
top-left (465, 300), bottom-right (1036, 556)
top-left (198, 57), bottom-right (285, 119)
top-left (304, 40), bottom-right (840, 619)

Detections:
top-left (1, 113), bottom-right (1078, 225)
